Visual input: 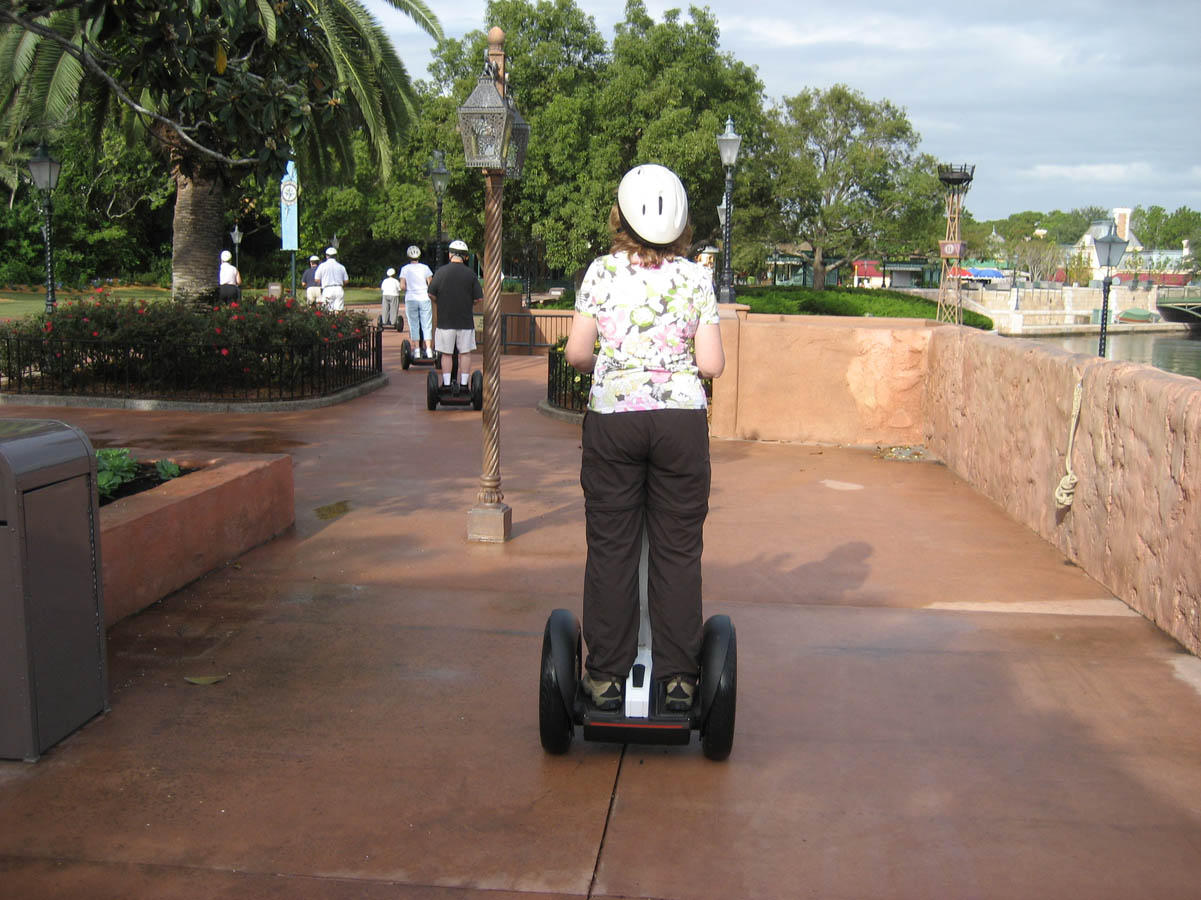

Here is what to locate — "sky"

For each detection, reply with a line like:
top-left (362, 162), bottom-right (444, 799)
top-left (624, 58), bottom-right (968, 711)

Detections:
top-left (366, 0), bottom-right (1201, 224)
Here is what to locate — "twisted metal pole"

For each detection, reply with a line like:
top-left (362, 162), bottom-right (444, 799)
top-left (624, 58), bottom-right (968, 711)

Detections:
top-left (477, 170), bottom-right (505, 508)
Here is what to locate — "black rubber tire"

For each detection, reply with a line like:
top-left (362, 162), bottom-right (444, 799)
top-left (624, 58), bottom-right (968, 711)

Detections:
top-left (401, 340), bottom-right (412, 370)
top-left (701, 620), bottom-right (737, 761)
top-left (471, 369), bottom-right (484, 411)
top-left (426, 370), bottom-right (439, 410)
top-left (396, 316), bottom-right (404, 333)
top-left (539, 611), bottom-right (579, 754)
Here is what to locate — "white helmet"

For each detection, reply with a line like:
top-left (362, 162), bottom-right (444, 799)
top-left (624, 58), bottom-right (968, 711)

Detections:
top-left (220, 250), bottom-right (232, 262)
top-left (325, 246), bottom-right (337, 256)
top-left (309, 255), bottom-right (320, 263)
top-left (617, 164), bottom-right (689, 246)
top-left (448, 239), bottom-right (469, 255)
top-left (407, 245), bottom-right (421, 259)
top-left (386, 267), bottom-right (396, 277)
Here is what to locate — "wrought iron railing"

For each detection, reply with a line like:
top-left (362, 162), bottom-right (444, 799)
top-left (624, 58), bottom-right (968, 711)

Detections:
top-left (0, 328), bottom-right (383, 402)
top-left (501, 311), bottom-right (574, 354)
top-left (547, 347), bottom-right (590, 412)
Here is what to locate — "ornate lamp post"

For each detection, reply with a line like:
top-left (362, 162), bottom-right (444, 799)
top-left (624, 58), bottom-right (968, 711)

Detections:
top-left (715, 117), bottom-right (742, 303)
top-left (27, 143), bottom-right (61, 314)
top-left (457, 26), bottom-right (529, 543)
top-left (1094, 220), bottom-right (1129, 358)
top-left (429, 150), bottom-right (449, 269)
top-left (230, 224), bottom-right (242, 270)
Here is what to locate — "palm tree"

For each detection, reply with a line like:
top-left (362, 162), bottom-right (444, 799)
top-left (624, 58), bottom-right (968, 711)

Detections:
top-left (0, 1), bottom-right (441, 300)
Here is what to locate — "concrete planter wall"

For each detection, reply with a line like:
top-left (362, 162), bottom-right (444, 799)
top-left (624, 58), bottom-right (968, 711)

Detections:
top-left (99, 451), bottom-right (294, 626)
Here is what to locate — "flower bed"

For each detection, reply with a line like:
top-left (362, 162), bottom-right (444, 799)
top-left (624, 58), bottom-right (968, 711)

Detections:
top-left (0, 292), bottom-right (380, 401)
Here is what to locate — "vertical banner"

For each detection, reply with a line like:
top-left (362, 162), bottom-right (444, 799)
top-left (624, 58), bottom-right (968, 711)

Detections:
top-left (280, 161), bottom-right (299, 251)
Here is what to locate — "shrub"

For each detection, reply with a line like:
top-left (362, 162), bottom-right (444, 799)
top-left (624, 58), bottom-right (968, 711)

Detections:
top-left (736, 285), bottom-right (993, 329)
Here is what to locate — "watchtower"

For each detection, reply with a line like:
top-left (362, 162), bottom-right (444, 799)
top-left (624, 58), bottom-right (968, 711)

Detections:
top-left (936, 164), bottom-right (974, 324)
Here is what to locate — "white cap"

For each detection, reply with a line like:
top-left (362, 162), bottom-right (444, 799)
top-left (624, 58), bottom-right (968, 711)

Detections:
top-left (616, 164), bottom-right (689, 246)
top-left (325, 246), bottom-right (337, 256)
top-left (309, 255), bottom-right (319, 262)
top-left (386, 267), bottom-right (396, 276)
top-left (220, 250), bottom-right (232, 262)
top-left (407, 245), bottom-right (421, 259)
top-left (448, 239), bottom-right (469, 255)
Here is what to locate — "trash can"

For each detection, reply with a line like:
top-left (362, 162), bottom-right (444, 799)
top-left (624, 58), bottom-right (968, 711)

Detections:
top-left (0, 419), bottom-right (108, 760)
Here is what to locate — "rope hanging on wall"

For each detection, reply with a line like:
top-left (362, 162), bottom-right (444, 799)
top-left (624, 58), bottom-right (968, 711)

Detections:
top-left (1054, 380), bottom-right (1084, 510)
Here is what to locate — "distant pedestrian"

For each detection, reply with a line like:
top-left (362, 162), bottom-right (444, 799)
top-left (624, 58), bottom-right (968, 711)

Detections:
top-left (399, 245), bottom-right (434, 358)
top-left (380, 267), bottom-right (402, 329)
top-left (218, 250), bottom-right (241, 303)
top-left (301, 255), bottom-right (321, 304)
top-left (315, 247), bottom-right (348, 311)
top-left (427, 239), bottom-right (481, 388)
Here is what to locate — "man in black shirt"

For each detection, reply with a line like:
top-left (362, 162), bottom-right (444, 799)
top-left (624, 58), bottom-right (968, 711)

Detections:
top-left (427, 239), bottom-right (483, 390)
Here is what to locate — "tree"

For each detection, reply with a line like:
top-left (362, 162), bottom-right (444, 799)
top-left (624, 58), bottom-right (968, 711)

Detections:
top-left (767, 84), bottom-right (937, 289)
top-left (0, 0), bottom-right (440, 300)
top-left (1009, 236), bottom-right (1063, 283)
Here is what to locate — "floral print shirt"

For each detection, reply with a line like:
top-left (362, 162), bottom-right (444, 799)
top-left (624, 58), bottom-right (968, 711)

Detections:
top-left (576, 251), bottom-right (719, 413)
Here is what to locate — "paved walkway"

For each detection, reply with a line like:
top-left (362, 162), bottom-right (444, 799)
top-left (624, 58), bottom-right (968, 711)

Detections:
top-left (3, 331), bottom-right (1201, 899)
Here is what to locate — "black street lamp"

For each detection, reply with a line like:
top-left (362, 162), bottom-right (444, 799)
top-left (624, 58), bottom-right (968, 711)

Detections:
top-left (1094, 220), bottom-right (1128, 358)
top-left (429, 150), bottom-right (448, 269)
top-left (26, 142), bottom-right (61, 315)
top-left (716, 116), bottom-right (742, 303)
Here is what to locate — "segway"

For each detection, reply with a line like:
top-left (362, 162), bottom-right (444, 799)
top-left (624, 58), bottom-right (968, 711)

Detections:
top-left (425, 348), bottom-right (483, 411)
top-left (378, 313), bottom-right (405, 333)
top-left (539, 531), bottom-right (737, 760)
top-left (400, 315), bottom-right (435, 370)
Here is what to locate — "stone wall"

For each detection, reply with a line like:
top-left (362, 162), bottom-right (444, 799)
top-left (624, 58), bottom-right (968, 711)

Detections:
top-left (924, 327), bottom-right (1201, 655)
top-left (708, 311), bottom-right (1201, 654)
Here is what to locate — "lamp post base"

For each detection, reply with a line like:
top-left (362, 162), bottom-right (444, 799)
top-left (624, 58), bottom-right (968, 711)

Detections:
top-left (468, 503), bottom-right (512, 543)
top-left (718, 285), bottom-right (736, 304)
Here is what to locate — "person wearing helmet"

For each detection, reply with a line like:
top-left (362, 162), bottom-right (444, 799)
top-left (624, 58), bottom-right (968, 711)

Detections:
top-left (399, 245), bottom-right (434, 357)
top-left (301, 255), bottom-right (322, 304)
top-left (426, 240), bottom-right (482, 388)
top-left (379, 267), bottom-right (402, 329)
top-left (315, 246), bottom-right (348, 311)
top-left (218, 249), bottom-right (241, 303)
top-left (564, 164), bottom-right (725, 713)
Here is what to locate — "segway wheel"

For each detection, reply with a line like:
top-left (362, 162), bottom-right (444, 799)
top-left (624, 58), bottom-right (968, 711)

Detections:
top-left (426, 370), bottom-right (440, 410)
top-left (539, 609), bottom-right (581, 754)
top-left (401, 340), bottom-right (412, 370)
top-left (396, 316), bottom-right (404, 333)
top-left (700, 615), bottom-right (737, 761)
top-left (471, 369), bottom-right (484, 411)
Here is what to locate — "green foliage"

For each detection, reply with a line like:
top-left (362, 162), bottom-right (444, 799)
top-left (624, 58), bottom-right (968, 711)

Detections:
top-left (96, 448), bottom-right (138, 499)
top-left (0, 288), bottom-right (372, 393)
top-left (736, 285), bottom-right (993, 330)
top-left (767, 84), bottom-right (940, 289)
top-left (154, 459), bottom-right (181, 481)
top-left (1064, 251), bottom-right (1093, 286)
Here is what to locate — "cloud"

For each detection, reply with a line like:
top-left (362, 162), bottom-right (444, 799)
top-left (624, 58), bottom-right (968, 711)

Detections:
top-left (1022, 163), bottom-right (1154, 183)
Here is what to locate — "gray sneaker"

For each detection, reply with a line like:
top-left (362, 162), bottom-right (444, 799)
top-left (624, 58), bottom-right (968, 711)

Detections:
top-left (582, 671), bottom-right (622, 711)
top-left (663, 675), bottom-right (696, 712)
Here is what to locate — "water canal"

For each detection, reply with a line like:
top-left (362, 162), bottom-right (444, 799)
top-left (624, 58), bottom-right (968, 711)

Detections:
top-left (1021, 330), bottom-right (1201, 380)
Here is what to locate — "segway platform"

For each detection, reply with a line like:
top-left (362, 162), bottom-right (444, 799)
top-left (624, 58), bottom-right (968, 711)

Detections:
top-left (425, 350), bottom-right (483, 411)
top-left (400, 339), bottom-right (436, 369)
top-left (539, 536), bottom-right (737, 760)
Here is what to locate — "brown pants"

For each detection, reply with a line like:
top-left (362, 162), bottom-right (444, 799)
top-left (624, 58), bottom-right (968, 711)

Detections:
top-left (580, 408), bottom-right (710, 681)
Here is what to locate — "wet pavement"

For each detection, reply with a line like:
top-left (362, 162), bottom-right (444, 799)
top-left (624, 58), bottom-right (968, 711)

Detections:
top-left (3, 331), bottom-right (1201, 899)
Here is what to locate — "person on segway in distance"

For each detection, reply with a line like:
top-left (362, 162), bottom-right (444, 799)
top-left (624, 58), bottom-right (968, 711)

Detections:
top-left (427, 239), bottom-right (482, 393)
top-left (564, 164), bottom-right (725, 713)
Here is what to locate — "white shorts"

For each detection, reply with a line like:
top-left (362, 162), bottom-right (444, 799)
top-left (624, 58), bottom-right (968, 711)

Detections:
top-left (321, 285), bottom-right (345, 311)
top-left (434, 328), bottom-right (477, 355)
top-left (306, 286), bottom-right (321, 303)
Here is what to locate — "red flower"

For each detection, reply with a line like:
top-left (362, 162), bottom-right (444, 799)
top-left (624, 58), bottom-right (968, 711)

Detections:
top-left (285, 299), bottom-right (294, 308)
top-left (221, 348), bottom-right (229, 356)
top-left (278, 318), bottom-right (284, 324)
top-left (230, 301), bottom-right (239, 308)
top-left (243, 367), bottom-right (250, 373)
top-left (43, 322), bottom-right (53, 332)
top-left (215, 327), bottom-right (222, 334)
top-left (91, 331), bottom-right (99, 337)
top-left (82, 317), bottom-right (89, 322)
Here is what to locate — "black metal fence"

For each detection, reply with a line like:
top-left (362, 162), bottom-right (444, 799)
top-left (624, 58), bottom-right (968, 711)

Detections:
top-left (0, 328), bottom-right (383, 402)
top-left (501, 311), bottom-right (574, 355)
top-left (547, 347), bottom-right (590, 412)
